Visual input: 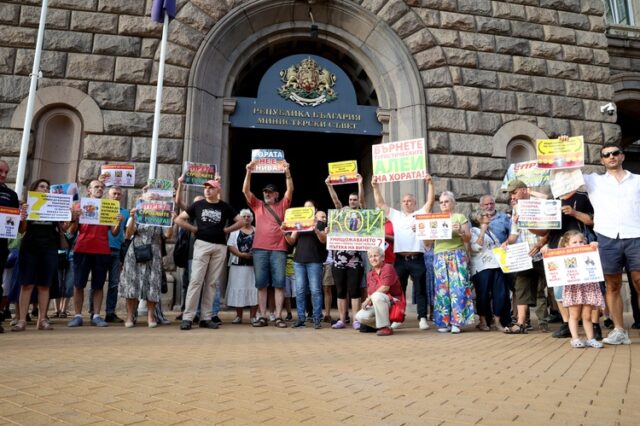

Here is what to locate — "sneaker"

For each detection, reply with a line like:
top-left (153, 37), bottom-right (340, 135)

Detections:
top-left (193, 315), bottom-right (200, 323)
top-left (390, 322), bottom-right (402, 330)
top-left (175, 313), bottom-right (183, 320)
top-left (313, 320), bottom-right (322, 329)
top-left (68, 316), bottom-right (83, 327)
top-left (359, 324), bottom-right (376, 333)
top-left (105, 313), bottom-right (124, 323)
top-left (211, 315), bottom-right (222, 325)
top-left (269, 313), bottom-right (276, 322)
top-left (285, 312), bottom-right (293, 321)
top-left (352, 320), bottom-right (361, 330)
top-left (376, 326), bottom-right (393, 336)
top-left (437, 326), bottom-right (451, 333)
top-left (231, 316), bottom-right (242, 324)
top-left (525, 322), bottom-right (533, 331)
top-left (199, 320), bottom-right (219, 329)
top-left (451, 325), bottom-right (461, 334)
top-left (552, 322), bottom-right (571, 338)
top-left (603, 317), bottom-right (614, 329)
top-left (331, 320), bottom-right (346, 329)
top-left (292, 319), bottom-right (306, 328)
top-left (323, 315), bottom-right (332, 323)
top-left (593, 324), bottom-right (603, 341)
top-left (160, 318), bottom-right (171, 325)
top-left (180, 320), bottom-right (192, 330)
top-left (419, 318), bottom-right (430, 330)
top-left (91, 316), bottom-right (108, 327)
top-left (603, 328), bottom-right (631, 345)
top-left (585, 338), bottom-right (604, 349)
top-left (571, 339), bottom-right (586, 348)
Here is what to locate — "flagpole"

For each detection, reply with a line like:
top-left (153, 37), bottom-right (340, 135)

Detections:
top-left (15, 0), bottom-right (49, 198)
top-left (149, 12), bottom-right (169, 181)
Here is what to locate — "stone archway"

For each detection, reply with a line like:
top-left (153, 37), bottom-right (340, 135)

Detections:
top-left (184, 0), bottom-right (434, 202)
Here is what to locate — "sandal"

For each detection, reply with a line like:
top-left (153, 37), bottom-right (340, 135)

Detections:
top-left (571, 339), bottom-right (586, 348)
top-left (503, 324), bottom-right (528, 334)
top-left (11, 320), bottom-right (26, 332)
top-left (37, 319), bottom-right (54, 331)
top-left (274, 318), bottom-right (288, 328)
top-left (252, 317), bottom-right (268, 327)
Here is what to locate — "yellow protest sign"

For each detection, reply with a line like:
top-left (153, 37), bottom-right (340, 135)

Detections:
top-left (328, 160), bottom-right (358, 185)
top-left (283, 207), bottom-right (315, 232)
top-left (536, 136), bottom-right (584, 169)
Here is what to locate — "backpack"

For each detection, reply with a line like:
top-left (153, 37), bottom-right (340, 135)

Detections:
top-left (173, 228), bottom-right (190, 268)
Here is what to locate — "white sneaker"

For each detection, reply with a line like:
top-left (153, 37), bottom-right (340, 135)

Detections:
top-left (451, 325), bottom-right (461, 334)
top-left (419, 318), bottom-right (430, 330)
top-left (437, 326), bottom-right (451, 333)
top-left (603, 328), bottom-right (631, 345)
top-left (390, 322), bottom-right (402, 329)
top-left (269, 313), bottom-right (276, 322)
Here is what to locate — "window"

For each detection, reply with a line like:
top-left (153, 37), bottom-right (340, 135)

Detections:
top-left (33, 108), bottom-right (82, 185)
top-left (604, 0), bottom-right (639, 26)
top-left (506, 138), bottom-right (535, 165)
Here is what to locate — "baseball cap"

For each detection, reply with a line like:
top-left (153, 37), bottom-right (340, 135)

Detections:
top-left (262, 184), bottom-right (279, 192)
top-left (505, 180), bottom-right (527, 193)
top-left (203, 180), bottom-right (221, 188)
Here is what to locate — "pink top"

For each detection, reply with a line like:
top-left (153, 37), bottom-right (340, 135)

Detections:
top-left (249, 194), bottom-right (291, 251)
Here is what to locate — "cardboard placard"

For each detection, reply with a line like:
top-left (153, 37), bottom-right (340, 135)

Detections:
top-left (135, 199), bottom-right (174, 228)
top-left (328, 160), bottom-right (358, 185)
top-left (536, 136), bottom-right (584, 170)
top-left (415, 212), bottom-right (452, 240)
top-left (282, 207), bottom-right (315, 232)
top-left (101, 164), bottom-right (135, 187)
top-left (372, 138), bottom-right (427, 183)
top-left (251, 149), bottom-right (286, 173)
top-left (0, 206), bottom-right (20, 239)
top-left (79, 198), bottom-right (120, 226)
top-left (492, 242), bottom-right (533, 273)
top-left (27, 191), bottom-right (72, 221)
top-left (326, 208), bottom-right (384, 251)
top-left (516, 199), bottom-right (561, 229)
top-left (543, 245), bottom-right (604, 287)
top-left (183, 162), bottom-right (217, 186)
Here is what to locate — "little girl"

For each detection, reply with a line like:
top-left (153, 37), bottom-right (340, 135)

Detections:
top-left (560, 230), bottom-right (605, 349)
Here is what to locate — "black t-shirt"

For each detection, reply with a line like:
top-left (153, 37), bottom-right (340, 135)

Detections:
top-left (21, 221), bottom-right (60, 253)
top-left (548, 192), bottom-right (594, 249)
top-left (186, 199), bottom-right (237, 244)
top-left (293, 222), bottom-right (327, 264)
top-left (0, 184), bottom-right (19, 253)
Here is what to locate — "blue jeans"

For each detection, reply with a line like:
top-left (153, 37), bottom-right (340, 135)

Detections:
top-left (394, 255), bottom-right (427, 319)
top-left (253, 249), bottom-right (287, 289)
top-left (294, 262), bottom-right (323, 321)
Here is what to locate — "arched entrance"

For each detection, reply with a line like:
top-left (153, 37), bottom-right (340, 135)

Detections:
top-left (185, 0), bottom-right (427, 207)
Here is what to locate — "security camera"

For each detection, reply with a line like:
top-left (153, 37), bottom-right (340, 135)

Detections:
top-left (600, 102), bottom-right (616, 116)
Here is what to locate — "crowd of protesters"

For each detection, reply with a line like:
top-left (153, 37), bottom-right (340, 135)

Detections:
top-left (1, 140), bottom-right (639, 347)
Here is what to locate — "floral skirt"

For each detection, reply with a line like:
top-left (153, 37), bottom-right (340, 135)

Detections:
top-left (433, 249), bottom-right (475, 327)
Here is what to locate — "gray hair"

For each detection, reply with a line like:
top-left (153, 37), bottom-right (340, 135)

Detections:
top-left (440, 191), bottom-right (456, 204)
top-left (479, 194), bottom-right (494, 205)
top-left (239, 208), bottom-right (253, 220)
top-left (367, 246), bottom-right (385, 257)
top-left (469, 208), bottom-right (486, 227)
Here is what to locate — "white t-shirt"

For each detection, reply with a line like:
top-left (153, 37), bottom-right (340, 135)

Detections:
top-left (387, 207), bottom-right (426, 253)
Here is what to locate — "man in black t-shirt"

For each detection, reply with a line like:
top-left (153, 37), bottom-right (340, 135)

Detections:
top-left (174, 179), bottom-right (242, 330)
top-left (0, 160), bottom-right (19, 334)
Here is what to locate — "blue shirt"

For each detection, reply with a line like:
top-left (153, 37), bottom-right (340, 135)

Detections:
top-left (108, 207), bottom-right (129, 250)
top-left (488, 211), bottom-right (511, 243)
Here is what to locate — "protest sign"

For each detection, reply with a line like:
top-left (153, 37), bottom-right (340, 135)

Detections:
top-left (327, 160), bottom-right (358, 185)
top-left (135, 199), bottom-right (174, 228)
top-left (372, 138), bottom-right (427, 183)
top-left (415, 212), bottom-right (452, 240)
top-left (27, 191), bottom-right (72, 221)
top-left (492, 242), bottom-right (533, 273)
top-left (146, 178), bottom-right (174, 199)
top-left (536, 136), bottom-right (584, 170)
top-left (549, 169), bottom-right (585, 199)
top-left (183, 162), bottom-right (216, 186)
top-left (516, 199), bottom-right (561, 229)
top-left (543, 245), bottom-right (604, 287)
top-left (101, 164), bottom-right (135, 187)
top-left (50, 182), bottom-right (79, 201)
top-left (79, 198), bottom-right (120, 226)
top-left (500, 160), bottom-right (550, 191)
top-left (0, 207), bottom-right (20, 239)
top-left (327, 209), bottom-right (384, 251)
top-left (251, 149), bottom-right (286, 173)
top-left (282, 207), bottom-right (315, 232)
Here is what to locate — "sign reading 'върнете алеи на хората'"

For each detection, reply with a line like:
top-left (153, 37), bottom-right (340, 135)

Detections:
top-left (231, 54), bottom-right (382, 136)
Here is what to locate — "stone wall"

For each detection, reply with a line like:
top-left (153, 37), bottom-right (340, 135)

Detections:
top-left (0, 0), bottom-right (621, 211)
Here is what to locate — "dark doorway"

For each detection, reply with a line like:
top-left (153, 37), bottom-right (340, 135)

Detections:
top-left (227, 127), bottom-right (379, 212)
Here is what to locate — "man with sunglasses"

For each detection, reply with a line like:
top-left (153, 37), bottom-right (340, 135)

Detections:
top-left (583, 143), bottom-right (640, 345)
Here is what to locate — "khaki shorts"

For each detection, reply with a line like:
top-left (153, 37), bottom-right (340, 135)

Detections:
top-left (514, 260), bottom-right (545, 307)
top-left (322, 264), bottom-right (334, 287)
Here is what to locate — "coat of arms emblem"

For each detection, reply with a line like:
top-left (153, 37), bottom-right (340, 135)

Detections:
top-left (278, 57), bottom-right (337, 107)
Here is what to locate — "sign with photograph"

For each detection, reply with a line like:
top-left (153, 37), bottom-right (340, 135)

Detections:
top-left (101, 164), bottom-right (135, 187)
top-left (50, 182), bottom-right (79, 201)
top-left (372, 138), bottom-right (427, 183)
top-left (146, 178), bottom-right (174, 199)
top-left (536, 136), bottom-right (584, 170)
top-left (251, 149), bottom-right (286, 173)
top-left (327, 160), bottom-right (358, 185)
top-left (0, 207), bottom-right (20, 239)
top-left (282, 207), bottom-right (315, 232)
top-left (501, 160), bottom-right (550, 190)
top-left (492, 242), bottom-right (533, 273)
top-left (183, 162), bottom-right (217, 186)
top-left (415, 212), bottom-right (452, 240)
top-left (26, 191), bottom-right (72, 221)
top-left (135, 199), bottom-right (174, 228)
top-left (516, 199), bottom-right (561, 229)
top-left (326, 208), bottom-right (384, 251)
top-left (543, 245), bottom-right (604, 287)
top-left (79, 198), bottom-right (120, 226)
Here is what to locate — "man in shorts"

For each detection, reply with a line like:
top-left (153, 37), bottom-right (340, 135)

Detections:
top-left (584, 143), bottom-right (640, 345)
top-left (68, 180), bottom-right (123, 327)
top-left (0, 160), bottom-right (19, 333)
top-left (243, 161), bottom-right (293, 328)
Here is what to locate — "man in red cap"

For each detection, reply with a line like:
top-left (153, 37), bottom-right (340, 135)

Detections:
top-left (175, 179), bottom-right (243, 330)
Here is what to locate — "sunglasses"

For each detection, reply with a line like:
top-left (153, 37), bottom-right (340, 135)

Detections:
top-left (601, 150), bottom-right (622, 159)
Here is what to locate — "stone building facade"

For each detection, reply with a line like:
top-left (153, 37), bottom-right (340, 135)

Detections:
top-left (0, 0), bottom-right (634, 213)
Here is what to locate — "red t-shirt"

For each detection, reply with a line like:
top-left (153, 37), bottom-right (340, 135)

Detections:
top-left (384, 220), bottom-right (395, 264)
top-left (366, 263), bottom-right (403, 299)
top-left (74, 224), bottom-right (111, 255)
top-left (249, 194), bottom-right (291, 251)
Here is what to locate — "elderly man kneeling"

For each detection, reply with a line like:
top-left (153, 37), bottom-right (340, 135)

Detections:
top-left (356, 247), bottom-right (404, 336)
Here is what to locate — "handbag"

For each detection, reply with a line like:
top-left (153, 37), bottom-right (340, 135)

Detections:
top-left (134, 243), bottom-right (153, 263)
top-left (389, 292), bottom-right (407, 323)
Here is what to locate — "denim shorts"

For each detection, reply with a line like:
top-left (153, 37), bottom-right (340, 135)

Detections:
top-left (597, 233), bottom-right (640, 274)
top-left (253, 249), bottom-right (287, 289)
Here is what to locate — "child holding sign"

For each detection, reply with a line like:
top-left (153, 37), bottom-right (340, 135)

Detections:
top-left (560, 230), bottom-right (605, 349)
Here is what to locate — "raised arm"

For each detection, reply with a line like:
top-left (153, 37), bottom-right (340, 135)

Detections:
top-left (371, 175), bottom-right (390, 216)
top-left (175, 175), bottom-right (187, 211)
top-left (325, 176), bottom-right (343, 209)
top-left (421, 174), bottom-right (435, 212)
top-left (283, 162), bottom-right (294, 202)
top-left (356, 173), bottom-right (365, 209)
top-left (242, 161), bottom-right (256, 205)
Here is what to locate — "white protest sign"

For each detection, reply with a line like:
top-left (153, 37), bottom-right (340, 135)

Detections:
top-left (543, 245), bottom-right (604, 287)
top-left (492, 242), bottom-right (533, 273)
top-left (415, 212), bottom-right (452, 240)
top-left (0, 207), bottom-right (20, 239)
top-left (27, 191), bottom-right (72, 221)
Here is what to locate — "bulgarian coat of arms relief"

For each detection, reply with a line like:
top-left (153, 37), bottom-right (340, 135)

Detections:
top-left (278, 57), bottom-right (337, 107)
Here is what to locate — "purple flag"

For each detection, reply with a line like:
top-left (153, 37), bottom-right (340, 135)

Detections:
top-left (151, 0), bottom-right (176, 23)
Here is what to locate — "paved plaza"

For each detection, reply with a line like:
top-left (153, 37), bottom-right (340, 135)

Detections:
top-left (2, 312), bottom-right (639, 425)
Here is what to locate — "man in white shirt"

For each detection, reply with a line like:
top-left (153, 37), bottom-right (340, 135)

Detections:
top-left (372, 175), bottom-right (434, 329)
top-left (584, 143), bottom-right (640, 345)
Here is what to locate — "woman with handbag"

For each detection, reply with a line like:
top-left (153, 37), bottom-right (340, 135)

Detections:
top-left (119, 201), bottom-right (174, 328)
top-left (354, 246), bottom-right (404, 336)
